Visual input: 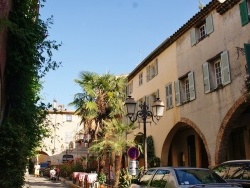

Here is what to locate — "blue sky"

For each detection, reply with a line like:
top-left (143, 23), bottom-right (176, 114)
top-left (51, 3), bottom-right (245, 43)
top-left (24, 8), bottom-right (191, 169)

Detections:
top-left (40, 0), bottom-right (211, 110)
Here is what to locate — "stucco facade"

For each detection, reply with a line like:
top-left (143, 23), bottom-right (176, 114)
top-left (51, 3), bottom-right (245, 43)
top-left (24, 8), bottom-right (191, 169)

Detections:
top-left (127, 0), bottom-right (250, 168)
top-left (38, 101), bottom-right (85, 165)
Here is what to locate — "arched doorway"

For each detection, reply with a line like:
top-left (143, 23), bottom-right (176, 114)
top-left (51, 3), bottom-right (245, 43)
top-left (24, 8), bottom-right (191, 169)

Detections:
top-left (162, 119), bottom-right (210, 168)
top-left (216, 96), bottom-right (250, 164)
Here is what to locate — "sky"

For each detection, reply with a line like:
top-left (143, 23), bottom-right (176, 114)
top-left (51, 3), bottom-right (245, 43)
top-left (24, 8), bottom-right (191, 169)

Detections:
top-left (39, 0), bottom-right (211, 110)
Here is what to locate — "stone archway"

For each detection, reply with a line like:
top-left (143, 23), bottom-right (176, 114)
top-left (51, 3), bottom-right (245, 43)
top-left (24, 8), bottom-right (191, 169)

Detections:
top-left (215, 96), bottom-right (250, 165)
top-left (35, 150), bottom-right (51, 164)
top-left (161, 118), bottom-right (211, 168)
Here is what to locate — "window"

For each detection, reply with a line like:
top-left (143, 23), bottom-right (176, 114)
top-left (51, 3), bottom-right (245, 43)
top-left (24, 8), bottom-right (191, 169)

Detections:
top-left (140, 169), bottom-right (156, 186)
top-left (146, 58), bottom-right (158, 82)
top-left (127, 80), bottom-right (133, 95)
top-left (66, 115), bottom-right (72, 122)
top-left (185, 78), bottom-right (190, 101)
top-left (239, 0), bottom-right (250, 26)
top-left (151, 59), bottom-right (158, 79)
top-left (245, 43), bottom-right (250, 74)
top-left (199, 23), bottom-right (206, 41)
top-left (190, 14), bottom-right (214, 46)
top-left (174, 71), bottom-right (196, 106)
top-left (202, 51), bottom-right (231, 94)
top-left (165, 83), bottom-right (173, 109)
top-left (150, 170), bottom-right (170, 187)
top-left (139, 72), bottom-right (143, 86)
top-left (146, 90), bottom-right (159, 111)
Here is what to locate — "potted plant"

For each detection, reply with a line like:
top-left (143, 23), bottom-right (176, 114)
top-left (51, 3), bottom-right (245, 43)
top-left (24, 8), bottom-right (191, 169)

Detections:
top-left (97, 172), bottom-right (106, 187)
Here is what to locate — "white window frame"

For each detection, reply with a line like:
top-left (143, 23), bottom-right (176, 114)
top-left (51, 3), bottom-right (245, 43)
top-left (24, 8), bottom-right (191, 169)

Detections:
top-left (66, 114), bottom-right (72, 122)
top-left (184, 78), bottom-right (190, 102)
top-left (214, 60), bottom-right (222, 86)
top-left (199, 24), bottom-right (206, 41)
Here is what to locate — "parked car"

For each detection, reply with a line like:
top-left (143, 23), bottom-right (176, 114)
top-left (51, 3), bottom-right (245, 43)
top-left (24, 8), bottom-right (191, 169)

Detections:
top-left (212, 160), bottom-right (250, 188)
top-left (39, 162), bottom-right (50, 177)
top-left (130, 167), bottom-right (242, 188)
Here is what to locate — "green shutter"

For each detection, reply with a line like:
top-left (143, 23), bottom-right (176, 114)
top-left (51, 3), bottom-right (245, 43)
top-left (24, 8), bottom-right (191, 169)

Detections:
top-left (239, 0), bottom-right (249, 26)
top-left (244, 43), bottom-right (250, 75)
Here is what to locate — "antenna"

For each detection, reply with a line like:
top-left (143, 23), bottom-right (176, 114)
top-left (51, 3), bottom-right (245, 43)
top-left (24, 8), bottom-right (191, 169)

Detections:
top-left (198, 0), bottom-right (204, 10)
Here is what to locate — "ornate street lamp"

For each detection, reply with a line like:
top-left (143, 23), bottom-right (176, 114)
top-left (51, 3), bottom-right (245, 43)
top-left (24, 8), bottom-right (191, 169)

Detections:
top-left (124, 96), bottom-right (164, 172)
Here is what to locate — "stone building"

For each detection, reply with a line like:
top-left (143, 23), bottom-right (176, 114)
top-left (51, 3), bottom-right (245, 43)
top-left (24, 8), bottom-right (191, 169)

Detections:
top-left (126, 0), bottom-right (250, 168)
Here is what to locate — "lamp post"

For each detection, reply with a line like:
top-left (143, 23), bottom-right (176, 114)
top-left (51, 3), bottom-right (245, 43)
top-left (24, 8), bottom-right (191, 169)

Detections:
top-left (124, 96), bottom-right (165, 172)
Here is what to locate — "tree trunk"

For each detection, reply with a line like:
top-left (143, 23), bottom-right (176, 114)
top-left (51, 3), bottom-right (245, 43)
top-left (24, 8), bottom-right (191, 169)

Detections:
top-left (114, 155), bottom-right (122, 187)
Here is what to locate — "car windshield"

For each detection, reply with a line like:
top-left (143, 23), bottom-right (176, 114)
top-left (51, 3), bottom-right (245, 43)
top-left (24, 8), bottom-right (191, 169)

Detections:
top-left (175, 169), bottom-right (226, 185)
top-left (213, 162), bottom-right (250, 180)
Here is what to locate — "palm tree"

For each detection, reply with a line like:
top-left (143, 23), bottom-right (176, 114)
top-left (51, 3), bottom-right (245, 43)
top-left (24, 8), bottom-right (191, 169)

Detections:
top-left (70, 71), bottom-right (127, 137)
top-left (70, 72), bottom-right (134, 186)
top-left (89, 119), bottom-right (136, 187)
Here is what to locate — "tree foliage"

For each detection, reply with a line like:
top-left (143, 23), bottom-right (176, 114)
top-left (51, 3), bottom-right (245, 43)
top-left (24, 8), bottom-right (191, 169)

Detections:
top-left (0, 0), bottom-right (61, 187)
top-left (70, 71), bottom-right (127, 137)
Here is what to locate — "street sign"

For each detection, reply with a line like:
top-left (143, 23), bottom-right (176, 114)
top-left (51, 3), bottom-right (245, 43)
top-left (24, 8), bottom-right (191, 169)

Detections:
top-left (129, 160), bottom-right (139, 175)
top-left (127, 147), bottom-right (140, 160)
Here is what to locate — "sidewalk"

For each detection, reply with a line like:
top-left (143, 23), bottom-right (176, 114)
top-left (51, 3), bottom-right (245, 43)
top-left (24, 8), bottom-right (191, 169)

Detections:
top-left (22, 174), bottom-right (71, 188)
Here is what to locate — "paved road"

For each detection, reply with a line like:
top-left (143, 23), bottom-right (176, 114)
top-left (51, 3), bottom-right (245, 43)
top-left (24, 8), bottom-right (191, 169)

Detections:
top-left (23, 174), bottom-right (70, 188)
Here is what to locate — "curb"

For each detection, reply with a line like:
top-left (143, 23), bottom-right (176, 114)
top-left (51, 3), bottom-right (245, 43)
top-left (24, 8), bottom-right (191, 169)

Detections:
top-left (60, 178), bottom-right (81, 188)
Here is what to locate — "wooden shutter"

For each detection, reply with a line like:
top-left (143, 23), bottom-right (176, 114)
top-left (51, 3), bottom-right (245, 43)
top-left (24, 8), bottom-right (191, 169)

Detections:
top-left (146, 66), bottom-right (150, 81)
top-left (206, 15), bottom-right (214, 35)
top-left (239, 0), bottom-right (249, 26)
top-left (188, 72), bottom-right (196, 101)
top-left (155, 59), bottom-right (158, 76)
top-left (166, 84), bottom-right (173, 109)
top-left (202, 63), bottom-right (211, 94)
top-left (174, 80), bottom-right (181, 106)
top-left (221, 51), bottom-right (231, 85)
top-left (244, 43), bottom-right (250, 75)
top-left (190, 28), bottom-right (197, 46)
